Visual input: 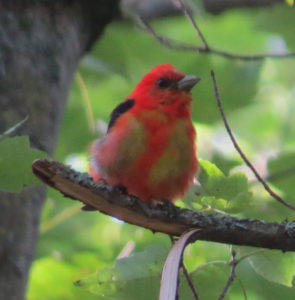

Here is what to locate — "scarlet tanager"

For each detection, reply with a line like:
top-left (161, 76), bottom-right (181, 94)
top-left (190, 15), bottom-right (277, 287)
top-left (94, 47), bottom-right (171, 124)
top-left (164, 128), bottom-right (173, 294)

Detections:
top-left (90, 64), bottom-right (200, 203)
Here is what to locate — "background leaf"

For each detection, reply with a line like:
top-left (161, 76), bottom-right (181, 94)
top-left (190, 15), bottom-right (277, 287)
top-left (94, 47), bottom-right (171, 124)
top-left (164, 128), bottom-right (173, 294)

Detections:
top-left (194, 159), bottom-right (252, 213)
top-left (76, 246), bottom-right (168, 299)
top-left (0, 136), bottom-right (46, 192)
top-left (235, 246), bottom-right (295, 287)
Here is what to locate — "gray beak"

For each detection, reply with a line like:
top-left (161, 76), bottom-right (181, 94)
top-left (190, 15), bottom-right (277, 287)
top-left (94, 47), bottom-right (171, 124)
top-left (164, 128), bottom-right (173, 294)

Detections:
top-left (177, 75), bottom-right (201, 91)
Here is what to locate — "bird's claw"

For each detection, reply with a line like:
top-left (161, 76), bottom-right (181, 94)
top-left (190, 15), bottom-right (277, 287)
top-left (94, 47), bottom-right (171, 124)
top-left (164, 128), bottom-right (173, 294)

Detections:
top-left (150, 198), bottom-right (178, 220)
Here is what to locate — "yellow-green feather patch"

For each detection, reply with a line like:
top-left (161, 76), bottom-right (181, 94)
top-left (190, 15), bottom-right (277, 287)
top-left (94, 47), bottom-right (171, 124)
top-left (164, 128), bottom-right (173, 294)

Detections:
top-left (105, 115), bottom-right (147, 176)
top-left (149, 119), bottom-right (192, 186)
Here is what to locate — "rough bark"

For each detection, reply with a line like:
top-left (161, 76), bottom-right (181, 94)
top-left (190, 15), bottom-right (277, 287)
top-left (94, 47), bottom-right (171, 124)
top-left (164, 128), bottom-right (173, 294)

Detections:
top-left (0, 1), bottom-right (119, 299)
top-left (33, 160), bottom-right (295, 252)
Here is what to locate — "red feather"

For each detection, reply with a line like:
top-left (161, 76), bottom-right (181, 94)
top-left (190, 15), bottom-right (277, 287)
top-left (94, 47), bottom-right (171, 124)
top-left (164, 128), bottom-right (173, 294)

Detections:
top-left (90, 64), bottom-right (200, 203)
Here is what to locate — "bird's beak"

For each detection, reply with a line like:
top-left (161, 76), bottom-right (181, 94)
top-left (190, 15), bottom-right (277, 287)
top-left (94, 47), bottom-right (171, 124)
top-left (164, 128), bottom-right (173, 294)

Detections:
top-left (177, 75), bottom-right (201, 91)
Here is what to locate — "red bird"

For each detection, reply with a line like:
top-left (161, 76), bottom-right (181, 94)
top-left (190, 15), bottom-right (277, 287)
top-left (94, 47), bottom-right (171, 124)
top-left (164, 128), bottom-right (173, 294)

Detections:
top-left (90, 64), bottom-right (200, 203)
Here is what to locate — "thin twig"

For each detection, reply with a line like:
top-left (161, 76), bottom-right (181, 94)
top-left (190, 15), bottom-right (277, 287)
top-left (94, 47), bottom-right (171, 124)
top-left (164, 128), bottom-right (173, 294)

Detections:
top-left (175, 0), bottom-right (209, 50)
top-left (181, 262), bottom-right (199, 300)
top-left (0, 115), bottom-right (29, 141)
top-left (169, 236), bottom-right (199, 300)
top-left (217, 250), bottom-right (237, 300)
top-left (76, 72), bottom-right (96, 133)
top-left (169, 235), bottom-right (199, 300)
top-left (138, 5), bottom-right (295, 61)
top-left (236, 277), bottom-right (248, 300)
top-left (138, 17), bottom-right (200, 51)
top-left (211, 70), bottom-right (295, 211)
top-left (235, 249), bottom-right (265, 265)
top-left (40, 203), bottom-right (81, 233)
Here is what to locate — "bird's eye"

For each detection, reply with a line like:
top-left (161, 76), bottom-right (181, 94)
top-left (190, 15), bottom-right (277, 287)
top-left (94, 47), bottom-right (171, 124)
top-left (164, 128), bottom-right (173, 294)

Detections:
top-left (156, 78), bottom-right (174, 89)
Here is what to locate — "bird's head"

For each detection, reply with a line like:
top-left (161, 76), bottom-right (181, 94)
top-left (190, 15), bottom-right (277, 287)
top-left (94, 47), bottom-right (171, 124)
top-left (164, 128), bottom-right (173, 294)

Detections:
top-left (129, 64), bottom-right (201, 115)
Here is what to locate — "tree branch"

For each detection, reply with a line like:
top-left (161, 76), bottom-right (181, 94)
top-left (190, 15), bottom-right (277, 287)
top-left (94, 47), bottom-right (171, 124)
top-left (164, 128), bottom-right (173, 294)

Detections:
top-left (182, 262), bottom-right (199, 300)
top-left (138, 0), bottom-right (295, 61)
top-left (217, 249), bottom-right (237, 300)
top-left (211, 70), bottom-right (295, 212)
top-left (176, 0), bottom-right (209, 50)
top-left (170, 235), bottom-right (200, 300)
top-left (32, 159), bottom-right (295, 252)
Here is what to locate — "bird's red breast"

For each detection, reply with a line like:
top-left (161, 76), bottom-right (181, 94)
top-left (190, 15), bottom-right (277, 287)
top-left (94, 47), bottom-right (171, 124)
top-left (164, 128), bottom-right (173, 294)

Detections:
top-left (90, 64), bottom-right (200, 203)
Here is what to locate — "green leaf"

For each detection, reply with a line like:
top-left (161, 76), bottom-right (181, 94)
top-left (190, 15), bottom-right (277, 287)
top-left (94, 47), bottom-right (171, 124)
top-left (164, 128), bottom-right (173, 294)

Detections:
top-left (235, 246), bottom-right (295, 287)
top-left (248, 249), bottom-right (295, 287)
top-left (268, 152), bottom-right (295, 197)
top-left (212, 153), bottom-right (241, 176)
top-left (0, 136), bottom-right (47, 192)
top-left (193, 59), bottom-right (261, 124)
top-left (257, 6), bottom-right (295, 49)
top-left (75, 246), bottom-right (168, 299)
top-left (235, 257), bottom-right (295, 300)
top-left (196, 159), bottom-right (252, 212)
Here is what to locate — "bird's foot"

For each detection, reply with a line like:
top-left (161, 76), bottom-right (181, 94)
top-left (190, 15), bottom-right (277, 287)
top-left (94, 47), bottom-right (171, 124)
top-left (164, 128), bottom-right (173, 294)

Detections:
top-left (150, 198), bottom-right (178, 220)
top-left (115, 184), bottom-right (128, 195)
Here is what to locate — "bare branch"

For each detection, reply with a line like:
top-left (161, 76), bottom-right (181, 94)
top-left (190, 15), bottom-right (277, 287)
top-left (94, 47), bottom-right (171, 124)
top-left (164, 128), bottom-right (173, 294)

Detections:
top-left (138, 0), bottom-right (295, 61)
top-left (32, 159), bottom-right (295, 251)
top-left (0, 116), bottom-right (29, 141)
top-left (138, 17), bottom-right (204, 52)
top-left (182, 262), bottom-right (199, 300)
top-left (217, 249), bottom-right (237, 300)
top-left (175, 0), bottom-right (209, 50)
top-left (210, 70), bottom-right (295, 212)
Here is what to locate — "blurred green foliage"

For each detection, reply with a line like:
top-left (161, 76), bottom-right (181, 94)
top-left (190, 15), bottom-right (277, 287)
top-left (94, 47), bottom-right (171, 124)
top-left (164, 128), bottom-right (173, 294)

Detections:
top-left (1, 2), bottom-right (295, 299)
top-left (0, 136), bottom-right (46, 191)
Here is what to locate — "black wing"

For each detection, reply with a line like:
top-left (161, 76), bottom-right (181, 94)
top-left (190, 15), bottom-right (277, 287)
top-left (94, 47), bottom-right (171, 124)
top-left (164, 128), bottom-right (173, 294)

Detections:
top-left (107, 98), bottom-right (135, 132)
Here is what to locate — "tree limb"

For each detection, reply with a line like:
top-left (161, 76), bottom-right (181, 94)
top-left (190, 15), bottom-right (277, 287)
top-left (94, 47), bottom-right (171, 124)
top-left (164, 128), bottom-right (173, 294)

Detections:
top-left (32, 159), bottom-right (295, 252)
top-left (138, 1), bottom-right (295, 61)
